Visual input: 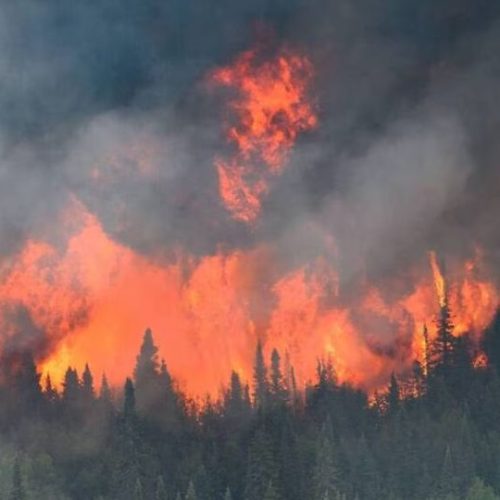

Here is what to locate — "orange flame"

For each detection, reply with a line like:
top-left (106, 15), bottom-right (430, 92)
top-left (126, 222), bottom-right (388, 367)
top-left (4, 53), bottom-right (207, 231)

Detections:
top-left (209, 45), bottom-right (317, 222)
top-left (0, 196), bottom-right (497, 398)
top-left (429, 250), bottom-right (446, 308)
top-left (0, 43), bottom-right (497, 398)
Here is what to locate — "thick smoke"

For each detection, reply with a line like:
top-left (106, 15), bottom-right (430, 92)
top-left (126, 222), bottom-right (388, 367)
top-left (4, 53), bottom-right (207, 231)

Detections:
top-left (0, 0), bottom-right (499, 375)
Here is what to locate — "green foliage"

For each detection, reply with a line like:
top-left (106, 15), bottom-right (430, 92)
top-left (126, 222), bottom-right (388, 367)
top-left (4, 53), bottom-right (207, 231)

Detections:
top-left (123, 377), bottom-right (136, 417)
top-left (466, 477), bottom-right (499, 500)
top-left (155, 475), bottom-right (167, 500)
top-left (185, 480), bottom-right (197, 500)
top-left (313, 424), bottom-right (340, 500)
top-left (244, 430), bottom-right (278, 500)
top-left (253, 340), bottom-right (269, 410)
top-left (133, 477), bottom-right (144, 500)
top-left (10, 458), bottom-right (24, 500)
top-left (0, 313), bottom-right (499, 499)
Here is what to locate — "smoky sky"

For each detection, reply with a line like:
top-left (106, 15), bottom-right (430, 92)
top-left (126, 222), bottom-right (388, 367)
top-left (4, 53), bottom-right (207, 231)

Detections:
top-left (0, 0), bottom-right (500, 286)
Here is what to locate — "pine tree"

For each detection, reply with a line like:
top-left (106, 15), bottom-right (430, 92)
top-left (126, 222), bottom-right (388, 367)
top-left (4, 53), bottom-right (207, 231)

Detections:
top-left (43, 373), bottom-right (58, 403)
top-left (185, 480), bottom-right (197, 500)
top-left (82, 363), bottom-right (95, 401)
top-left (289, 366), bottom-right (302, 411)
top-left (134, 329), bottom-right (177, 426)
top-left (253, 340), bottom-right (269, 410)
top-left (224, 487), bottom-right (233, 500)
top-left (99, 374), bottom-right (112, 404)
top-left (10, 457), bottom-right (25, 500)
top-left (14, 351), bottom-right (42, 414)
top-left (355, 436), bottom-right (379, 499)
top-left (124, 377), bottom-right (136, 417)
top-left (313, 423), bottom-right (340, 500)
top-left (158, 357), bottom-right (179, 428)
top-left (270, 349), bottom-right (288, 406)
top-left (134, 328), bottom-right (160, 413)
top-left (134, 477), bottom-right (144, 500)
top-left (465, 477), bottom-right (499, 500)
top-left (431, 298), bottom-right (456, 375)
top-left (263, 480), bottom-right (280, 500)
top-left (155, 475), bottom-right (168, 500)
top-left (437, 445), bottom-right (457, 498)
top-left (62, 367), bottom-right (80, 404)
top-left (244, 430), bottom-right (278, 500)
top-left (225, 371), bottom-right (251, 422)
top-left (279, 420), bottom-right (301, 500)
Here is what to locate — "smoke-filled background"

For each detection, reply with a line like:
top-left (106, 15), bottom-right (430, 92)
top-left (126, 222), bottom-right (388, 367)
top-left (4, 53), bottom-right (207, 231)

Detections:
top-left (1, 0), bottom-right (500, 396)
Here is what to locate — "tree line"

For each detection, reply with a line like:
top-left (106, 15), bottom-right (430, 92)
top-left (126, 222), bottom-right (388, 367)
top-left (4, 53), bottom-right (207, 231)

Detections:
top-left (2, 299), bottom-right (500, 499)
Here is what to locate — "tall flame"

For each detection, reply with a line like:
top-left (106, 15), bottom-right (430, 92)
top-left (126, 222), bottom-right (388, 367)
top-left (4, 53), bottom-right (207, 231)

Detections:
top-left (429, 250), bottom-right (446, 308)
top-left (0, 195), bottom-right (497, 397)
top-left (209, 45), bottom-right (317, 222)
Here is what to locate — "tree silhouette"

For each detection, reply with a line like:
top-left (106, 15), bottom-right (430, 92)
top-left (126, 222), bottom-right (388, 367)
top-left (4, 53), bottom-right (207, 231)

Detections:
top-left (124, 377), bottom-right (136, 418)
top-left (10, 457), bottom-right (25, 500)
top-left (252, 340), bottom-right (269, 410)
top-left (270, 349), bottom-right (288, 406)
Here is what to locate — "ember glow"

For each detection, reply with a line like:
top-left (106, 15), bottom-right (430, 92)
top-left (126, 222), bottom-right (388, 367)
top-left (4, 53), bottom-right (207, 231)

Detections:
top-left (209, 45), bottom-right (317, 222)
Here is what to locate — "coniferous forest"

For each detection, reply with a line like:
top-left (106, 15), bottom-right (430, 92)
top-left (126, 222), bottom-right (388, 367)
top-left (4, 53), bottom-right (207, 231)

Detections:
top-left (2, 304), bottom-right (500, 499)
top-left (1, 0), bottom-right (500, 499)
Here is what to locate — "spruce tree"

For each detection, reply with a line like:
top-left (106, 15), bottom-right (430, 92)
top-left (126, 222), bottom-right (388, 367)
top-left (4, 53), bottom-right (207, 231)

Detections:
top-left (82, 363), bottom-right (95, 401)
top-left (134, 329), bottom-right (178, 427)
top-left (244, 430), bottom-right (278, 500)
top-left (437, 445), bottom-right (457, 498)
top-left (253, 340), bottom-right (269, 410)
top-left (313, 424), bottom-right (340, 500)
top-left (466, 477), bottom-right (499, 500)
top-left (124, 377), bottom-right (136, 417)
top-left (134, 477), bottom-right (144, 500)
top-left (62, 367), bottom-right (80, 404)
top-left (99, 374), bottom-right (113, 405)
top-left (185, 480), bottom-right (197, 500)
top-left (270, 349), bottom-right (288, 406)
top-left (43, 373), bottom-right (58, 403)
top-left (134, 328), bottom-right (161, 414)
top-left (14, 351), bottom-right (42, 414)
top-left (431, 298), bottom-right (456, 375)
top-left (263, 480), bottom-right (280, 500)
top-left (155, 475), bottom-right (168, 500)
top-left (10, 457), bottom-right (25, 500)
top-left (224, 487), bottom-right (233, 500)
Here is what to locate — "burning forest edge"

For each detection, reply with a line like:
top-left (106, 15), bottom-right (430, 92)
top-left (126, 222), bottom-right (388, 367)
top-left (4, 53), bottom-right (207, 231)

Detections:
top-left (2, 0), bottom-right (500, 498)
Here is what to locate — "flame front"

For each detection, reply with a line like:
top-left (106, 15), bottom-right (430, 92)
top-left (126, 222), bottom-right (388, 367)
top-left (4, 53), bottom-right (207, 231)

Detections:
top-left (0, 42), bottom-right (498, 399)
top-left (209, 45), bottom-right (317, 222)
top-left (0, 195), bottom-right (496, 397)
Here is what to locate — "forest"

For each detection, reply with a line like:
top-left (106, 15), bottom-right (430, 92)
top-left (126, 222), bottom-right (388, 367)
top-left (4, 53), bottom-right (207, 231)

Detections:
top-left (1, 300), bottom-right (500, 500)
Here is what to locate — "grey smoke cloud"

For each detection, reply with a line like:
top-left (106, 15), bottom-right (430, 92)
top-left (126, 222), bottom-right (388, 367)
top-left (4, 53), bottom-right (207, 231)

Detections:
top-left (0, 0), bottom-right (498, 311)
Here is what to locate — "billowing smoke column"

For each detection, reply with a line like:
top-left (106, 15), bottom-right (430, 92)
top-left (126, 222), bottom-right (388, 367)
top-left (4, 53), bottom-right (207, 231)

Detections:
top-left (0, 1), bottom-right (500, 397)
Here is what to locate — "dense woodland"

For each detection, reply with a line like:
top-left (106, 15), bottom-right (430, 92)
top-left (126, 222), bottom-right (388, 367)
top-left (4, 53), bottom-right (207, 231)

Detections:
top-left (3, 300), bottom-right (500, 499)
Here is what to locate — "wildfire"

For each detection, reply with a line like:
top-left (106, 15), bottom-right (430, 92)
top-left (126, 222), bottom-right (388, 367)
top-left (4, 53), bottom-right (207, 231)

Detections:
top-left (209, 45), bottom-right (317, 222)
top-left (0, 41), bottom-right (497, 400)
top-left (429, 250), bottom-right (446, 308)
